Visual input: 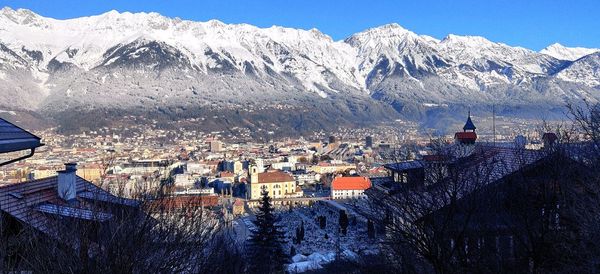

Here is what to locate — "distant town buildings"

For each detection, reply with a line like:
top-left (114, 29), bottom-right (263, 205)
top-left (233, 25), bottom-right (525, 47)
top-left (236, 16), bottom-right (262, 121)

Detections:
top-left (309, 162), bottom-right (356, 174)
top-left (365, 136), bottom-right (373, 148)
top-left (210, 140), bottom-right (222, 152)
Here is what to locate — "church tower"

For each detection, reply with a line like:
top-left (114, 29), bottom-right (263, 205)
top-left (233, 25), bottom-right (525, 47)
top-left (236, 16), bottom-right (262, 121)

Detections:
top-left (455, 111), bottom-right (477, 144)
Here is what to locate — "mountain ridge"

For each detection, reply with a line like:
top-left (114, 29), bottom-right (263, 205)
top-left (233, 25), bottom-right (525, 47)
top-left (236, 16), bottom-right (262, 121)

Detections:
top-left (0, 7), bottom-right (599, 134)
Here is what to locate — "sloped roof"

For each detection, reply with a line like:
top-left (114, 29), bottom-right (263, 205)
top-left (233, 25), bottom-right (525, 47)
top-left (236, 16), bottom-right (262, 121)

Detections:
top-left (148, 195), bottom-right (219, 211)
top-left (36, 203), bottom-right (113, 222)
top-left (384, 161), bottom-right (424, 172)
top-left (0, 175), bottom-right (137, 240)
top-left (0, 118), bottom-right (42, 153)
top-left (332, 176), bottom-right (371, 190)
top-left (455, 131), bottom-right (477, 140)
top-left (257, 170), bottom-right (294, 183)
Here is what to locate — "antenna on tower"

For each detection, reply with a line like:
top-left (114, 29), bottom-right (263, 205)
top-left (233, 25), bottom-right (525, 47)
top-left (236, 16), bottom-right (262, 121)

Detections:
top-left (492, 104), bottom-right (496, 145)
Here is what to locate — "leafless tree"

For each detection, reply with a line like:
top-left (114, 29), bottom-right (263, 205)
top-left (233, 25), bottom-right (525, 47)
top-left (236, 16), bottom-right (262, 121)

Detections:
top-left (1, 188), bottom-right (244, 273)
top-left (364, 141), bottom-right (501, 273)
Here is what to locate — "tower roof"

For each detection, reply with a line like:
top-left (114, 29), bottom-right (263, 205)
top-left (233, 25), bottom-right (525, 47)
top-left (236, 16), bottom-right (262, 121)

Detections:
top-left (463, 113), bottom-right (476, 131)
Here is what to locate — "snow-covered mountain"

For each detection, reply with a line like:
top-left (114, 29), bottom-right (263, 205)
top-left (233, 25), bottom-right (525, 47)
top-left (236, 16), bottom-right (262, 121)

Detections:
top-left (0, 7), bottom-right (599, 133)
top-left (557, 52), bottom-right (600, 87)
top-left (540, 43), bottom-right (600, 61)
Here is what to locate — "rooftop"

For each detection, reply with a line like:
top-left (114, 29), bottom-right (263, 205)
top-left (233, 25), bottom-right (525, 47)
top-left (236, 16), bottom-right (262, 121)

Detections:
top-left (331, 176), bottom-right (372, 190)
top-left (0, 117), bottom-right (43, 154)
top-left (257, 170), bottom-right (294, 183)
top-left (0, 175), bottom-right (138, 240)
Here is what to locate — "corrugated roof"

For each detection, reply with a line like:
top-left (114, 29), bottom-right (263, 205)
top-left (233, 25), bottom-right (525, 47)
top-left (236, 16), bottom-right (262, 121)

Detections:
top-left (0, 118), bottom-right (42, 153)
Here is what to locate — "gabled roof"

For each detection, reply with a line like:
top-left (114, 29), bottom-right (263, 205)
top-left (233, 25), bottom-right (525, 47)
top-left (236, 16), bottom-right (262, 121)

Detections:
top-left (332, 176), bottom-right (371, 190)
top-left (257, 170), bottom-right (294, 183)
top-left (0, 118), bottom-right (43, 153)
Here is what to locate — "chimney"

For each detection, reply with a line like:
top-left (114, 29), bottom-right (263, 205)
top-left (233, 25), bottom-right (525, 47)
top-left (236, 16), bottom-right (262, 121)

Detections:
top-left (58, 163), bottom-right (77, 201)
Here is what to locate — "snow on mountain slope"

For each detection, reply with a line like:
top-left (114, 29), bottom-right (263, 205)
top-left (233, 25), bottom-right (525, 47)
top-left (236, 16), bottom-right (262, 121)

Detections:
top-left (0, 7), bottom-right (363, 98)
top-left (0, 7), bottom-right (598, 130)
top-left (438, 34), bottom-right (561, 75)
top-left (557, 52), bottom-right (600, 87)
top-left (540, 43), bottom-right (600, 61)
top-left (345, 23), bottom-right (449, 87)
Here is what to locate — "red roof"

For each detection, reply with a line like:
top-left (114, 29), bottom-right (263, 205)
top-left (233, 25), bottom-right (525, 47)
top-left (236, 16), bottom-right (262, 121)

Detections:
top-left (149, 195), bottom-right (219, 211)
top-left (233, 199), bottom-right (245, 206)
top-left (220, 171), bottom-right (235, 178)
top-left (257, 170), bottom-right (294, 183)
top-left (454, 132), bottom-right (477, 140)
top-left (331, 176), bottom-right (371, 191)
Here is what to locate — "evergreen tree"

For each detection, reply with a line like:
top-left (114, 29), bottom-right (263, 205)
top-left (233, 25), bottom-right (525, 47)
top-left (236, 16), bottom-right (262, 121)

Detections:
top-left (319, 216), bottom-right (327, 229)
top-left (247, 186), bottom-right (287, 273)
top-left (294, 226), bottom-right (301, 244)
top-left (339, 210), bottom-right (349, 235)
top-left (294, 220), bottom-right (305, 244)
top-left (300, 220), bottom-right (305, 242)
top-left (367, 219), bottom-right (375, 239)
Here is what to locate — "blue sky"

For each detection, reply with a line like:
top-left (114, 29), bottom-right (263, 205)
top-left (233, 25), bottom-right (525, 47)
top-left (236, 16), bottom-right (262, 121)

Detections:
top-left (1, 0), bottom-right (599, 50)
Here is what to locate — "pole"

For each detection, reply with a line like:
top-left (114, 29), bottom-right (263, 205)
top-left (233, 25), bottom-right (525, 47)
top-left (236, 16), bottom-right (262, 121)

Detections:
top-left (493, 105), bottom-right (496, 145)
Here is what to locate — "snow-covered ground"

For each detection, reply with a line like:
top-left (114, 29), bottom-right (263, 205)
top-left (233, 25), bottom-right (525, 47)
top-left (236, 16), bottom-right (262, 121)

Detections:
top-left (231, 200), bottom-right (379, 273)
top-left (280, 201), bottom-right (379, 272)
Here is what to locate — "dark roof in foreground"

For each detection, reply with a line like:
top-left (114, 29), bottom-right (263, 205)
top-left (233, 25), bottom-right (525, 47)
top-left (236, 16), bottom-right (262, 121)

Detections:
top-left (0, 118), bottom-right (42, 153)
top-left (0, 176), bottom-right (138, 242)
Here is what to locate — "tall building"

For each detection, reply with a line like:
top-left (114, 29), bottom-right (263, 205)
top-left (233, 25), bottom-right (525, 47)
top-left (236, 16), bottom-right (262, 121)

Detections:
top-left (210, 140), bottom-right (222, 152)
top-left (328, 135), bottom-right (337, 144)
top-left (365, 136), bottom-right (373, 148)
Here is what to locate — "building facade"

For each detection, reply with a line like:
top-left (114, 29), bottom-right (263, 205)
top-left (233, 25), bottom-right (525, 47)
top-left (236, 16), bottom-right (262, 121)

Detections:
top-left (248, 166), bottom-right (298, 200)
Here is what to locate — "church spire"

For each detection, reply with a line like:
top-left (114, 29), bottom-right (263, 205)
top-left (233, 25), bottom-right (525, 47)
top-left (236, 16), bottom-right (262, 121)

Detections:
top-left (463, 111), bottom-right (476, 132)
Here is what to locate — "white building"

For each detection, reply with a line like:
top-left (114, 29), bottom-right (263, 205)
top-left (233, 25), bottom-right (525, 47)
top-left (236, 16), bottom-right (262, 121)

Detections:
top-left (330, 176), bottom-right (371, 199)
